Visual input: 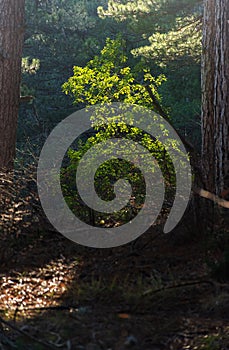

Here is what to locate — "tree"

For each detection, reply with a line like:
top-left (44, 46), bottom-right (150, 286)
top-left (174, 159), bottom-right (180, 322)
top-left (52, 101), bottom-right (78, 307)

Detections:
top-left (98, 0), bottom-right (202, 65)
top-left (98, 0), bottom-right (229, 203)
top-left (62, 37), bottom-right (166, 113)
top-left (201, 0), bottom-right (229, 196)
top-left (62, 38), bottom-right (179, 226)
top-left (63, 2), bottom-right (229, 220)
top-left (0, 0), bottom-right (25, 169)
top-left (98, 0), bottom-right (203, 145)
top-left (20, 0), bottom-right (120, 150)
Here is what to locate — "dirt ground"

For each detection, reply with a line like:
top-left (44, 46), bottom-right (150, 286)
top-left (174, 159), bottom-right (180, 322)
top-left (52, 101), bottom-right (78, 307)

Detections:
top-left (0, 222), bottom-right (229, 350)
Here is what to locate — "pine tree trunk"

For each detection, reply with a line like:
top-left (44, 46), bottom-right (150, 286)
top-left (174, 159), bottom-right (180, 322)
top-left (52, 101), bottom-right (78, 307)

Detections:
top-left (201, 0), bottom-right (229, 194)
top-left (200, 0), bottom-right (229, 230)
top-left (0, 0), bottom-right (25, 169)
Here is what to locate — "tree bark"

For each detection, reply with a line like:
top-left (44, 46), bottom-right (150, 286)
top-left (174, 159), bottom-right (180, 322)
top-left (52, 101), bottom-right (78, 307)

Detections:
top-left (0, 0), bottom-right (25, 169)
top-left (201, 0), bottom-right (229, 195)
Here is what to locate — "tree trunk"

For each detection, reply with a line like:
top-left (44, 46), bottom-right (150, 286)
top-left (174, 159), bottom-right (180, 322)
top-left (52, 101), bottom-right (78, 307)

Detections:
top-left (201, 0), bottom-right (229, 194)
top-left (0, 0), bottom-right (25, 169)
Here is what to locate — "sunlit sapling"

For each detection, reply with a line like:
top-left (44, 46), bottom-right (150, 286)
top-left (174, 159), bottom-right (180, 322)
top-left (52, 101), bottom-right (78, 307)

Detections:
top-left (61, 38), bottom-right (185, 218)
top-left (62, 37), bottom-right (167, 111)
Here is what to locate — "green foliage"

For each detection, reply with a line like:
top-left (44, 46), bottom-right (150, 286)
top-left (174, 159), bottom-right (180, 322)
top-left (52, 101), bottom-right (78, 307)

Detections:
top-left (132, 15), bottom-right (202, 66)
top-left (21, 57), bottom-right (40, 74)
top-left (158, 62), bottom-right (201, 146)
top-left (19, 0), bottom-right (120, 150)
top-left (18, 0), bottom-right (202, 155)
top-left (63, 37), bottom-right (166, 111)
top-left (61, 38), bottom-right (178, 225)
top-left (98, 0), bottom-right (202, 64)
top-left (61, 128), bottom-right (175, 226)
top-left (98, 0), bottom-right (202, 144)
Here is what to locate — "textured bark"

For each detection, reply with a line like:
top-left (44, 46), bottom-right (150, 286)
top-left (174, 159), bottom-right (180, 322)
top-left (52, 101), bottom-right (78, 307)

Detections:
top-left (201, 0), bottom-right (229, 195)
top-left (0, 0), bottom-right (25, 169)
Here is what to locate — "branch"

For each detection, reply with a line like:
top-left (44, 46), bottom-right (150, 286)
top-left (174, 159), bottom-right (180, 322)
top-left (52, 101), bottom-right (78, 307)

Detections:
top-left (193, 187), bottom-right (229, 209)
top-left (144, 84), bottom-right (195, 152)
top-left (144, 84), bottom-right (168, 118)
top-left (176, 15), bottom-right (202, 33)
top-left (0, 316), bottom-right (57, 350)
top-left (142, 279), bottom-right (215, 296)
top-left (20, 95), bottom-right (34, 103)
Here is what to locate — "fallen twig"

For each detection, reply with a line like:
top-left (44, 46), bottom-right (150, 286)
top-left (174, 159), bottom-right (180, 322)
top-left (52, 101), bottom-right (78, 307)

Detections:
top-left (142, 279), bottom-right (216, 296)
top-left (0, 315), bottom-right (58, 349)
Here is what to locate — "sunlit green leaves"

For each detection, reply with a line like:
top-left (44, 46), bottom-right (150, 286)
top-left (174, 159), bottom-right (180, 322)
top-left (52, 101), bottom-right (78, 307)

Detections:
top-left (62, 37), bottom-right (166, 111)
top-left (132, 15), bottom-right (202, 65)
top-left (98, 0), bottom-right (202, 65)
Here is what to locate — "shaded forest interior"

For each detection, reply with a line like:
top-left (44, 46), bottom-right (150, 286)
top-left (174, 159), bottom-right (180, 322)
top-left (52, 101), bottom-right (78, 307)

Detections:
top-left (0, 0), bottom-right (229, 349)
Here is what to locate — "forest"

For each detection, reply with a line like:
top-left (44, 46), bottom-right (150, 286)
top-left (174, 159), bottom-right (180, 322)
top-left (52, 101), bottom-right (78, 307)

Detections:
top-left (0, 0), bottom-right (228, 349)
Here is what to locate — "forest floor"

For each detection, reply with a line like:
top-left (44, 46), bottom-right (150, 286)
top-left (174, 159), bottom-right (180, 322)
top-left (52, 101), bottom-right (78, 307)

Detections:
top-left (0, 220), bottom-right (229, 350)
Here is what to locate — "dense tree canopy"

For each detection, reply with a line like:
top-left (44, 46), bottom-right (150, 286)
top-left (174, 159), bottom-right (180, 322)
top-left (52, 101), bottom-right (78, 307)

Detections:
top-left (98, 0), bottom-right (202, 143)
top-left (0, 3), bottom-right (228, 347)
top-left (18, 0), bottom-right (120, 151)
top-left (18, 0), bottom-right (202, 153)
top-left (98, 0), bottom-right (202, 64)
